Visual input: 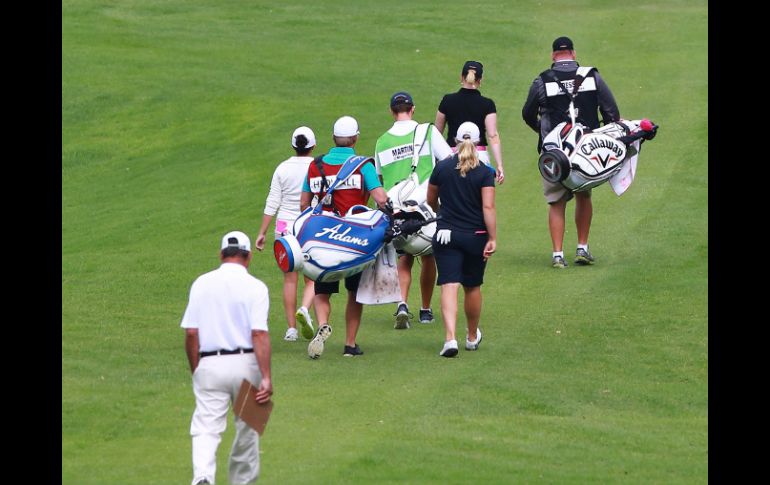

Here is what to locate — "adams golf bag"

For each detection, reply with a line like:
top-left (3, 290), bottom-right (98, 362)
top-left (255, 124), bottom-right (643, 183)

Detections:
top-left (537, 66), bottom-right (659, 194)
top-left (273, 155), bottom-right (435, 282)
top-left (275, 203), bottom-right (391, 282)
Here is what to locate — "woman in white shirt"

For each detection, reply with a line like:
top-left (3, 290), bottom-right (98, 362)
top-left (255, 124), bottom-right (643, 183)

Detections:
top-left (255, 126), bottom-right (317, 342)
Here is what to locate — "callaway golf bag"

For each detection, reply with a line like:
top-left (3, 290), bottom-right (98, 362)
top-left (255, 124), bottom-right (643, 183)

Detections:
top-left (537, 67), bottom-right (659, 194)
top-left (273, 155), bottom-right (435, 283)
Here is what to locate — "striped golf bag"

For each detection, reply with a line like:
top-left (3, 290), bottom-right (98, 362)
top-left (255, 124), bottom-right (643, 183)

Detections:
top-left (273, 155), bottom-right (392, 282)
top-left (538, 118), bottom-right (657, 193)
top-left (274, 205), bottom-right (390, 282)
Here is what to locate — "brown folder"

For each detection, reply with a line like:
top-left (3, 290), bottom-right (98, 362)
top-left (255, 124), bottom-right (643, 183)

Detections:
top-left (234, 379), bottom-right (273, 435)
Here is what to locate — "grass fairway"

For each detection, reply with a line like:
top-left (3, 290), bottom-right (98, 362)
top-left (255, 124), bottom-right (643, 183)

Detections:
top-left (62, 0), bottom-right (707, 483)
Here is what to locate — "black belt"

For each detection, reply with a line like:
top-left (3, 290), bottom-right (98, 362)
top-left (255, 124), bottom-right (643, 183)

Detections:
top-left (199, 348), bottom-right (254, 358)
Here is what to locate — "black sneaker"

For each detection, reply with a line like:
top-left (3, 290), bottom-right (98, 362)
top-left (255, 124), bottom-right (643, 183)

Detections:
top-left (552, 255), bottom-right (568, 268)
top-left (393, 303), bottom-right (411, 329)
top-left (574, 248), bottom-right (595, 265)
top-left (343, 344), bottom-right (364, 356)
top-left (419, 308), bottom-right (434, 324)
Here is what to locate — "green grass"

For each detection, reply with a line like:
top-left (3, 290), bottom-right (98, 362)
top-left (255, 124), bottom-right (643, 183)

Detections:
top-left (62, 0), bottom-right (707, 483)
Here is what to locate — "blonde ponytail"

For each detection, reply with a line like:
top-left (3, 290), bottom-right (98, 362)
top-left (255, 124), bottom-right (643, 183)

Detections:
top-left (465, 69), bottom-right (477, 84)
top-left (456, 139), bottom-right (479, 177)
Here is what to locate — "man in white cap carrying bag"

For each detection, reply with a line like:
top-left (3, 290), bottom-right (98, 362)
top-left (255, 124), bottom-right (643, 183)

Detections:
top-left (181, 230), bottom-right (273, 485)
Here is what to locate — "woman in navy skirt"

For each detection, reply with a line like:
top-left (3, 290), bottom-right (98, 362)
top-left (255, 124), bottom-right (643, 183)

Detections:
top-left (427, 122), bottom-right (497, 357)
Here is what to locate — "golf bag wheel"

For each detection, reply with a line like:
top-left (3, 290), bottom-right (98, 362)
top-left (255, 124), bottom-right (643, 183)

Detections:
top-left (538, 149), bottom-right (571, 184)
top-left (273, 234), bottom-right (303, 273)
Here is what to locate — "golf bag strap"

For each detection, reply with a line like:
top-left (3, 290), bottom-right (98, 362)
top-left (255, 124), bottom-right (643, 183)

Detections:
top-left (545, 67), bottom-right (596, 97)
top-left (411, 123), bottom-right (432, 172)
top-left (331, 156), bottom-right (373, 190)
top-left (314, 155), bottom-right (336, 214)
top-left (314, 156), bottom-right (330, 193)
top-left (545, 70), bottom-right (565, 96)
top-left (312, 155), bottom-right (373, 215)
top-left (572, 66), bottom-right (596, 96)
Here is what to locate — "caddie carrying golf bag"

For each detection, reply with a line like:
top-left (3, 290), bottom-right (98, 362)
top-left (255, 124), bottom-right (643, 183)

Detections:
top-left (536, 66), bottom-right (659, 195)
top-left (384, 122), bottom-right (437, 257)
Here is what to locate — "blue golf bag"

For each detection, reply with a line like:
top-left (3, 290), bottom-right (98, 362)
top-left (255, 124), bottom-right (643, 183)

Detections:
top-left (273, 156), bottom-right (392, 283)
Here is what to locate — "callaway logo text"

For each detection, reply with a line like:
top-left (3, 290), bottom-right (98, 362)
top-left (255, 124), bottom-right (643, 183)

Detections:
top-left (580, 138), bottom-right (624, 158)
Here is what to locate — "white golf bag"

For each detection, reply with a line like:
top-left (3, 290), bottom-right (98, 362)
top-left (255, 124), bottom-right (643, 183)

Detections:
top-left (538, 118), bottom-right (656, 194)
top-left (385, 122), bottom-right (437, 257)
top-left (537, 66), bottom-right (658, 195)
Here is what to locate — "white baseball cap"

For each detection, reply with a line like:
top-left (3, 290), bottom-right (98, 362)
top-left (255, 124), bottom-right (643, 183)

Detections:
top-left (455, 121), bottom-right (480, 143)
top-left (291, 126), bottom-right (316, 148)
top-left (221, 230), bottom-right (251, 252)
top-left (333, 116), bottom-right (360, 137)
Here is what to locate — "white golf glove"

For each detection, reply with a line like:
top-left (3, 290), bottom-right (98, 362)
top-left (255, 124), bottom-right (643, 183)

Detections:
top-left (436, 229), bottom-right (451, 245)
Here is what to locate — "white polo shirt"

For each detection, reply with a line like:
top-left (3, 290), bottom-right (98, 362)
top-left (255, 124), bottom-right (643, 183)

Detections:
top-left (180, 263), bottom-right (269, 352)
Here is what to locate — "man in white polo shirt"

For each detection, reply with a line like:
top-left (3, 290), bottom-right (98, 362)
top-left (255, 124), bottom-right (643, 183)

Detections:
top-left (181, 230), bottom-right (272, 485)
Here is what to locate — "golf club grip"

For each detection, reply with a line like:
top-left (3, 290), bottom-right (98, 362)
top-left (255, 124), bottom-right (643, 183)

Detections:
top-left (618, 124), bottom-right (657, 145)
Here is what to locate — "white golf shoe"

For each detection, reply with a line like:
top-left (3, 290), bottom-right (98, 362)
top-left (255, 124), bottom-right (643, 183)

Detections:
top-left (465, 328), bottom-right (482, 351)
top-left (439, 339), bottom-right (459, 358)
top-left (307, 324), bottom-right (332, 359)
top-left (283, 327), bottom-right (299, 341)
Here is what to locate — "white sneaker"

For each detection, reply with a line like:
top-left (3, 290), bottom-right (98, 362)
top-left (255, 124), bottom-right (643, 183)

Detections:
top-left (296, 306), bottom-right (314, 340)
top-left (284, 328), bottom-right (299, 341)
top-left (465, 328), bottom-right (482, 351)
top-left (393, 303), bottom-right (411, 329)
top-left (439, 339), bottom-right (459, 358)
top-left (307, 324), bottom-right (332, 359)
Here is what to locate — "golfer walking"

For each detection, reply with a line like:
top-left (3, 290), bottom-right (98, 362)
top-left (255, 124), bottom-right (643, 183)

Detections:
top-left (255, 126), bottom-right (317, 342)
top-left (435, 60), bottom-right (505, 184)
top-left (181, 231), bottom-right (272, 485)
top-left (427, 122), bottom-right (497, 357)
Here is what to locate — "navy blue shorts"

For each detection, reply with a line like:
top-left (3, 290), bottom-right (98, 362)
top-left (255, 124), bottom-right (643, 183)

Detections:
top-left (314, 272), bottom-right (362, 295)
top-left (432, 229), bottom-right (488, 287)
